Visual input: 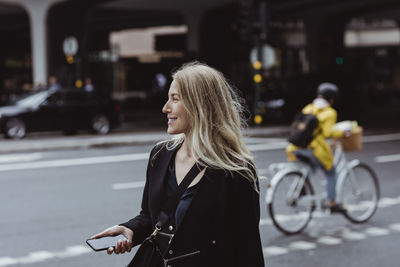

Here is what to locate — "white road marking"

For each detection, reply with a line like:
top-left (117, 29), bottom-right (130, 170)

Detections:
top-left (341, 231), bottom-right (367, 241)
top-left (0, 133), bottom-right (398, 172)
top-left (257, 169), bottom-right (269, 176)
top-left (54, 245), bottom-right (92, 258)
top-left (365, 227), bottom-right (390, 236)
top-left (388, 223), bottom-right (400, 232)
top-left (0, 257), bottom-right (17, 267)
top-left (244, 137), bottom-right (284, 143)
top-left (363, 133), bottom-right (400, 143)
top-left (375, 154), bottom-right (400, 163)
top-left (0, 153), bottom-right (149, 172)
top-left (249, 133), bottom-right (400, 153)
top-left (288, 241), bottom-right (317, 250)
top-left (247, 142), bottom-right (288, 151)
top-left (264, 221), bottom-right (400, 258)
top-left (263, 246), bottom-right (289, 256)
top-left (259, 175), bottom-right (268, 180)
top-left (0, 245), bottom-right (91, 266)
top-left (18, 251), bottom-right (54, 264)
top-left (377, 197), bottom-right (400, 208)
top-left (0, 153), bottom-right (42, 164)
top-left (259, 218), bottom-right (272, 226)
top-left (112, 181), bottom-right (146, 190)
top-left (316, 236), bottom-right (342, 245)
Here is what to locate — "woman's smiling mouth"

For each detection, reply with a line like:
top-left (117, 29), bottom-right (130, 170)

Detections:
top-left (168, 117), bottom-right (177, 125)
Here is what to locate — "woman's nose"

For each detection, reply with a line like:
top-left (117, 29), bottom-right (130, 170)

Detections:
top-left (162, 102), bottom-right (170, 113)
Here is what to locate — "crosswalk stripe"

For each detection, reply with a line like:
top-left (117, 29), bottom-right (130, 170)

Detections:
top-left (342, 231), bottom-right (367, 240)
top-left (0, 245), bottom-right (91, 266)
top-left (378, 197), bottom-right (400, 208)
top-left (289, 241), bottom-right (317, 250)
top-left (0, 257), bottom-right (17, 267)
top-left (316, 236), bottom-right (342, 245)
top-left (263, 246), bottom-right (289, 256)
top-left (375, 154), bottom-right (400, 163)
top-left (388, 223), bottom-right (400, 232)
top-left (365, 227), bottom-right (390, 236)
top-left (112, 181), bottom-right (146, 190)
top-left (259, 218), bottom-right (272, 226)
top-left (18, 251), bottom-right (54, 264)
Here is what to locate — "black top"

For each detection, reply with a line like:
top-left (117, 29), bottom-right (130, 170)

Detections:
top-left (166, 154), bottom-right (200, 230)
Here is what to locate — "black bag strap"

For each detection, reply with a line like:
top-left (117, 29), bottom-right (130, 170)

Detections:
top-left (155, 161), bottom-right (204, 229)
top-left (310, 107), bottom-right (323, 137)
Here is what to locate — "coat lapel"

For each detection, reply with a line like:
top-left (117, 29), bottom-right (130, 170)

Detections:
top-left (149, 144), bottom-right (179, 221)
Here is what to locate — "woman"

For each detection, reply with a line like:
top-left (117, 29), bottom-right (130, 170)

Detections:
top-left (92, 62), bottom-right (265, 267)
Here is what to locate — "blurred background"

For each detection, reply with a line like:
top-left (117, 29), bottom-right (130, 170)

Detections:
top-left (1, 0), bottom-right (400, 129)
top-left (0, 0), bottom-right (400, 266)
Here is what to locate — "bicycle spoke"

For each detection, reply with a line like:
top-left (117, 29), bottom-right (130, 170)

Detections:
top-left (268, 172), bottom-right (314, 234)
top-left (341, 163), bottom-right (379, 223)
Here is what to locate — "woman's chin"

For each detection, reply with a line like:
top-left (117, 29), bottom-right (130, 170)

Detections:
top-left (167, 128), bottom-right (176, 135)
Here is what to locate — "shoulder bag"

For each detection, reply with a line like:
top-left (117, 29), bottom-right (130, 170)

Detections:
top-left (127, 162), bottom-right (203, 267)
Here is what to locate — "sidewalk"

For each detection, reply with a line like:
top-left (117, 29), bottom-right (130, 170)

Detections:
top-left (1, 123), bottom-right (399, 154)
top-left (0, 125), bottom-right (290, 153)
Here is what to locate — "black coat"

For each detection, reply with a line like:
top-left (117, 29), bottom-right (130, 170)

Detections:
top-left (121, 144), bottom-right (265, 267)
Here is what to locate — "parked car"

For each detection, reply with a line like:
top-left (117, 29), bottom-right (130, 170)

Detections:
top-left (0, 89), bottom-right (121, 139)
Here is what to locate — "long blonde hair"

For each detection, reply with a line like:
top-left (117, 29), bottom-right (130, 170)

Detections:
top-left (160, 61), bottom-right (257, 190)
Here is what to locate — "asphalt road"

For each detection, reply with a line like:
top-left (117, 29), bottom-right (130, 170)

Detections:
top-left (1, 135), bottom-right (400, 267)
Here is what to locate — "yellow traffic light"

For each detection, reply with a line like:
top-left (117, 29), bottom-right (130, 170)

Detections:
top-left (66, 55), bottom-right (74, 64)
top-left (253, 61), bottom-right (262, 70)
top-left (75, 80), bottom-right (83, 88)
top-left (253, 74), bottom-right (262, 83)
top-left (254, 115), bottom-right (263, 124)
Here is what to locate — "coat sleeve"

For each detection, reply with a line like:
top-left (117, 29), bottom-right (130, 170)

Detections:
top-left (119, 145), bottom-right (159, 246)
top-left (231, 173), bottom-right (265, 267)
top-left (320, 109), bottom-right (344, 139)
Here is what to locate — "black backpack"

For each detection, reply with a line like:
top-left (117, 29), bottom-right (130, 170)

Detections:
top-left (288, 112), bottom-right (320, 148)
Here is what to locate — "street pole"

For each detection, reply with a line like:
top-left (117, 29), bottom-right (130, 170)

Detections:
top-left (252, 0), bottom-right (268, 125)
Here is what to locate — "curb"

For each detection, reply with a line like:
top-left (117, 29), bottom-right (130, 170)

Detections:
top-left (0, 126), bottom-right (290, 153)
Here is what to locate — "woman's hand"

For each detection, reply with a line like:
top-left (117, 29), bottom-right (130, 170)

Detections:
top-left (91, 225), bottom-right (134, 255)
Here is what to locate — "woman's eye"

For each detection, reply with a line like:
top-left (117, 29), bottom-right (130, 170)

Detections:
top-left (172, 98), bottom-right (179, 102)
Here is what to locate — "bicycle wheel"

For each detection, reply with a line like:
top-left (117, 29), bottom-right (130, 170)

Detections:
top-left (268, 171), bottom-right (314, 234)
top-left (341, 162), bottom-right (380, 223)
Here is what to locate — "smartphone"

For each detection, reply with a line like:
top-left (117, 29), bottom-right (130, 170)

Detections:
top-left (86, 234), bottom-right (128, 251)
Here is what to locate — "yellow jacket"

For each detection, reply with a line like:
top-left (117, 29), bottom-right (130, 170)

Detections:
top-left (286, 102), bottom-right (344, 170)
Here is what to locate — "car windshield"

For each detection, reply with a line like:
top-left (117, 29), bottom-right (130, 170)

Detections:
top-left (15, 91), bottom-right (50, 107)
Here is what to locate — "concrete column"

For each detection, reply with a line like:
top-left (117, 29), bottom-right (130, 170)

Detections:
top-left (304, 18), bottom-right (322, 73)
top-left (185, 10), bottom-right (203, 54)
top-left (0, 0), bottom-right (62, 85)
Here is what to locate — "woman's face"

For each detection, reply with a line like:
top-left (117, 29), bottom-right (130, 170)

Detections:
top-left (162, 80), bottom-right (191, 135)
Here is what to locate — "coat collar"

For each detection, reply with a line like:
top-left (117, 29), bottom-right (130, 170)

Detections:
top-left (150, 142), bottom-right (181, 216)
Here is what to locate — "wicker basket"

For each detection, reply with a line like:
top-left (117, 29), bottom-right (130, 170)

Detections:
top-left (340, 127), bottom-right (363, 151)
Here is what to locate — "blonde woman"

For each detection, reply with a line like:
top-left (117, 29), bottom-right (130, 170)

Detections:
top-left (92, 62), bottom-right (265, 267)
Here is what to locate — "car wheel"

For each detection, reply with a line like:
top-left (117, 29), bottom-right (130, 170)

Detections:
top-left (5, 118), bottom-right (26, 139)
top-left (91, 114), bottom-right (110, 135)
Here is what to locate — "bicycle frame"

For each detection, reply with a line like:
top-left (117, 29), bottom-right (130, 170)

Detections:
top-left (266, 162), bottom-right (311, 205)
top-left (334, 141), bottom-right (361, 203)
top-left (266, 141), bottom-right (359, 208)
top-left (267, 139), bottom-right (379, 233)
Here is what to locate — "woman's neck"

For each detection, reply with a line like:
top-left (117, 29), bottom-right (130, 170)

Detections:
top-left (178, 140), bottom-right (193, 160)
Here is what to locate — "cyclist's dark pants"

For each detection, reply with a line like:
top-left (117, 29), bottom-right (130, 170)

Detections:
top-left (293, 149), bottom-right (338, 201)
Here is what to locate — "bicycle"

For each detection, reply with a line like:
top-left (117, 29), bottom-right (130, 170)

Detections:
top-left (265, 140), bottom-right (380, 235)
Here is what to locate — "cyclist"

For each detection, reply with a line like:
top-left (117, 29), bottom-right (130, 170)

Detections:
top-left (286, 82), bottom-right (348, 212)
